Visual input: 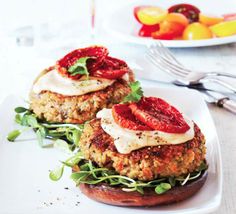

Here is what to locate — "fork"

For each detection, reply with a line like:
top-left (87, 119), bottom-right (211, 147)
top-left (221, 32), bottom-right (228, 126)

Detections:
top-left (146, 42), bottom-right (236, 93)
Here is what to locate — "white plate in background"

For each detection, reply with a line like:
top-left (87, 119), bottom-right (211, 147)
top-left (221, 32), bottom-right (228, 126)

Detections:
top-left (0, 86), bottom-right (222, 214)
top-left (103, 0), bottom-right (236, 48)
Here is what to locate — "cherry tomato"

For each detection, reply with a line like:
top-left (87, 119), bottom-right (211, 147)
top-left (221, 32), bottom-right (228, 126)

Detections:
top-left (183, 23), bottom-right (213, 40)
top-left (134, 6), bottom-right (167, 25)
top-left (152, 21), bottom-right (185, 40)
top-left (210, 20), bottom-right (236, 37)
top-left (168, 4), bottom-right (200, 23)
top-left (134, 6), bottom-right (144, 23)
top-left (138, 24), bottom-right (159, 37)
top-left (223, 13), bottom-right (236, 21)
top-left (165, 13), bottom-right (189, 27)
top-left (151, 31), bottom-right (174, 40)
top-left (199, 14), bottom-right (223, 26)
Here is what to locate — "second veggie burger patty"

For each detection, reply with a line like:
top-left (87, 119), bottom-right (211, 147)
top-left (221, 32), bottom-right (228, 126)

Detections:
top-left (30, 78), bottom-right (132, 124)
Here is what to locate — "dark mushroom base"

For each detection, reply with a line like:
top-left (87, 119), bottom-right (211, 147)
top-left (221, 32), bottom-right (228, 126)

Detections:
top-left (79, 170), bottom-right (208, 207)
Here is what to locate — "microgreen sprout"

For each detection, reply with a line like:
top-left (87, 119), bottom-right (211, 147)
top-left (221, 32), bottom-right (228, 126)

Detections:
top-left (49, 153), bottom-right (208, 195)
top-left (7, 106), bottom-right (84, 150)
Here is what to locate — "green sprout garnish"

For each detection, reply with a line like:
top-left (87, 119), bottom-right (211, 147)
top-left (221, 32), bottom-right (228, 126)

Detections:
top-left (68, 57), bottom-right (91, 79)
top-left (50, 152), bottom-right (208, 195)
top-left (123, 81), bottom-right (144, 103)
top-left (49, 165), bottom-right (64, 181)
top-left (7, 130), bottom-right (22, 142)
top-left (7, 106), bottom-right (83, 150)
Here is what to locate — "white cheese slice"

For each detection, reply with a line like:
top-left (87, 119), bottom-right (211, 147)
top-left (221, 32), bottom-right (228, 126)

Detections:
top-left (97, 108), bottom-right (195, 154)
top-left (33, 69), bottom-right (115, 96)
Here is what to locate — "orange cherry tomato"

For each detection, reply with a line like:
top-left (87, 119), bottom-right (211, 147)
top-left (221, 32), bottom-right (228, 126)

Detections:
top-left (183, 23), bottom-right (213, 40)
top-left (134, 6), bottom-right (167, 25)
top-left (151, 21), bottom-right (185, 40)
top-left (165, 13), bottom-right (189, 27)
top-left (199, 14), bottom-right (223, 26)
top-left (162, 21), bottom-right (185, 36)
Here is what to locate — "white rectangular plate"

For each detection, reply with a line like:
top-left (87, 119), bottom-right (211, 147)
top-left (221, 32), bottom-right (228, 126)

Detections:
top-left (0, 86), bottom-right (222, 214)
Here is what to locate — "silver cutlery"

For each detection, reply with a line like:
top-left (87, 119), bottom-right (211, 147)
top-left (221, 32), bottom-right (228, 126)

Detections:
top-left (146, 42), bottom-right (236, 93)
top-left (200, 90), bottom-right (236, 114)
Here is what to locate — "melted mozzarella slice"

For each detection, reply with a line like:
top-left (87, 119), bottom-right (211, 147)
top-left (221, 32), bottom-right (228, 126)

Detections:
top-left (32, 69), bottom-right (115, 96)
top-left (97, 108), bottom-right (195, 154)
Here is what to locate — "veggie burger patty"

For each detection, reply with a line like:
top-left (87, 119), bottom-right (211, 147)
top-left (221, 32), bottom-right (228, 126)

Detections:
top-left (79, 118), bottom-right (206, 181)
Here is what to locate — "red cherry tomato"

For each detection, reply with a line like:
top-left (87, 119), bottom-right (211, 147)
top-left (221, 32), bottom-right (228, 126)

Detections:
top-left (134, 6), bottom-right (144, 23)
top-left (223, 13), bottom-right (236, 21)
top-left (138, 24), bottom-right (159, 37)
top-left (151, 31), bottom-right (174, 40)
top-left (168, 4), bottom-right (200, 23)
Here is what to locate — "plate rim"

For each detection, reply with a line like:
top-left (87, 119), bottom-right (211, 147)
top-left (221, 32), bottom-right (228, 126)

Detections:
top-left (102, 1), bottom-right (236, 48)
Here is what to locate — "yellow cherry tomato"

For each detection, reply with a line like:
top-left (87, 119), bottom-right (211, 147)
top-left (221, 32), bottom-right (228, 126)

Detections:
top-left (137, 7), bottom-right (167, 25)
top-left (199, 13), bottom-right (224, 26)
top-left (183, 23), bottom-right (213, 40)
top-left (210, 20), bottom-right (236, 37)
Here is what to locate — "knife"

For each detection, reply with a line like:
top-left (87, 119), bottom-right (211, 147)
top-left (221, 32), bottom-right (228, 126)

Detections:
top-left (140, 78), bottom-right (234, 93)
top-left (140, 78), bottom-right (236, 114)
top-left (200, 90), bottom-right (236, 114)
